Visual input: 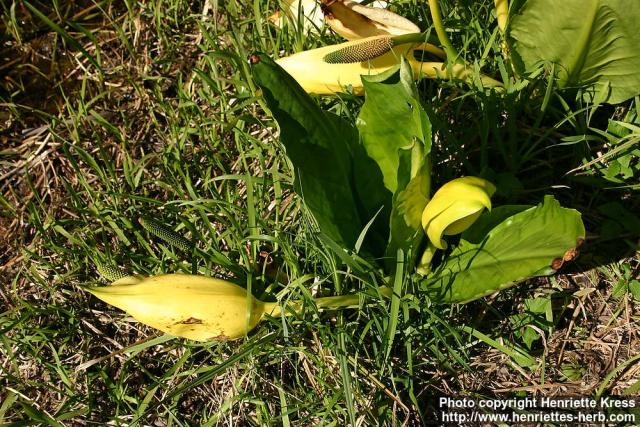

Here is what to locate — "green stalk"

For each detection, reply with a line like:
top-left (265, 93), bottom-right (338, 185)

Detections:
top-left (392, 31), bottom-right (429, 46)
top-left (264, 286), bottom-right (392, 318)
top-left (424, 0), bottom-right (507, 90)
top-left (392, 32), bottom-right (447, 58)
top-left (416, 241), bottom-right (437, 275)
top-left (427, 0), bottom-right (460, 63)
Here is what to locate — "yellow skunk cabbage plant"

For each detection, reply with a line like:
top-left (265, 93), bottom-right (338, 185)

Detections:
top-left (250, 49), bottom-right (585, 305)
top-left (85, 273), bottom-right (390, 341)
top-left (274, 35), bottom-right (501, 95)
top-left (268, 0), bottom-right (508, 95)
top-left (274, 37), bottom-right (420, 95)
top-left (86, 219), bottom-right (390, 342)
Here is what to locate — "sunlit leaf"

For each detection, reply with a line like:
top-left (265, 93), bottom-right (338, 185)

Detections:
top-left (357, 59), bottom-right (432, 264)
top-left (509, 0), bottom-right (640, 104)
top-left (423, 196), bottom-right (585, 303)
top-left (251, 53), bottom-right (390, 254)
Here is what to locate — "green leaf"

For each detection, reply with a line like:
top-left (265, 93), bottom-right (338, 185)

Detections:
top-left (356, 59), bottom-right (432, 264)
top-left (560, 362), bottom-right (585, 381)
top-left (511, 296), bottom-right (554, 349)
top-left (629, 280), bottom-right (640, 301)
top-left (357, 59), bottom-right (431, 195)
top-left (509, 0), bottom-right (640, 104)
top-left (250, 54), bottom-right (390, 254)
top-left (611, 279), bottom-right (628, 299)
top-left (462, 205), bottom-right (531, 243)
top-left (525, 296), bottom-right (553, 316)
top-left (511, 312), bottom-right (541, 349)
top-left (422, 196), bottom-right (585, 303)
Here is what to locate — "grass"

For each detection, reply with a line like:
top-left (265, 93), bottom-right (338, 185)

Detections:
top-left (1, 0), bottom-right (639, 424)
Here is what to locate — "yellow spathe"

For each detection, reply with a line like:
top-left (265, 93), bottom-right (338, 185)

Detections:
top-left (421, 177), bottom-right (496, 249)
top-left (84, 274), bottom-right (266, 341)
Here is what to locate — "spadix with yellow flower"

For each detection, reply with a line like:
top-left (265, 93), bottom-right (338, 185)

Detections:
top-left (275, 35), bottom-right (501, 95)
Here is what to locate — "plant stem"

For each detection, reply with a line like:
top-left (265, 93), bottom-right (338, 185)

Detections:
top-left (392, 32), bottom-right (447, 59)
top-left (427, 0), bottom-right (460, 63)
top-left (416, 241), bottom-right (437, 275)
top-left (408, 3), bottom-right (505, 89)
top-left (408, 60), bottom-right (505, 89)
top-left (264, 286), bottom-right (392, 317)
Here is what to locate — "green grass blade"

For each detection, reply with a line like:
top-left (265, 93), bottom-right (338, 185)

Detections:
top-left (23, 1), bottom-right (102, 72)
top-left (383, 249), bottom-right (404, 363)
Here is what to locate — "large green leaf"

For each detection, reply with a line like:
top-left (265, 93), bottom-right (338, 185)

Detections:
top-left (357, 59), bottom-right (432, 264)
top-left (250, 54), bottom-right (390, 253)
top-left (461, 205), bottom-right (530, 243)
top-left (357, 59), bottom-right (431, 195)
top-left (509, 0), bottom-right (640, 104)
top-left (422, 196), bottom-right (585, 303)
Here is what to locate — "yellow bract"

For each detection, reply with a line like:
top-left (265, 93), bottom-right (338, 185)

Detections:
top-left (421, 177), bottom-right (496, 249)
top-left (270, 0), bottom-right (389, 33)
top-left (84, 274), bottom-right (269, 341)
top-left (323, 0), bottom-right (419, 40)
top-left (269, 0), bottom-right (324, 32)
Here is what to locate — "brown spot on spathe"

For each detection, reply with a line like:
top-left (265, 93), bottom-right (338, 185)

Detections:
top-left (207, 333), bottom-right (230, 341)
top-left (177, 317), bottom-right (203, 325)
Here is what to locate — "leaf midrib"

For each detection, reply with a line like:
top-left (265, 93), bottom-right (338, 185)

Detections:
top-left (564, 0), bottom-right (599, 85)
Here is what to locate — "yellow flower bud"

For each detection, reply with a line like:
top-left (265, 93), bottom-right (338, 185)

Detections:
top-left (421, 177), bottom-right (496, 249)
top-left (84, 274), bottom-right (269, 341)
